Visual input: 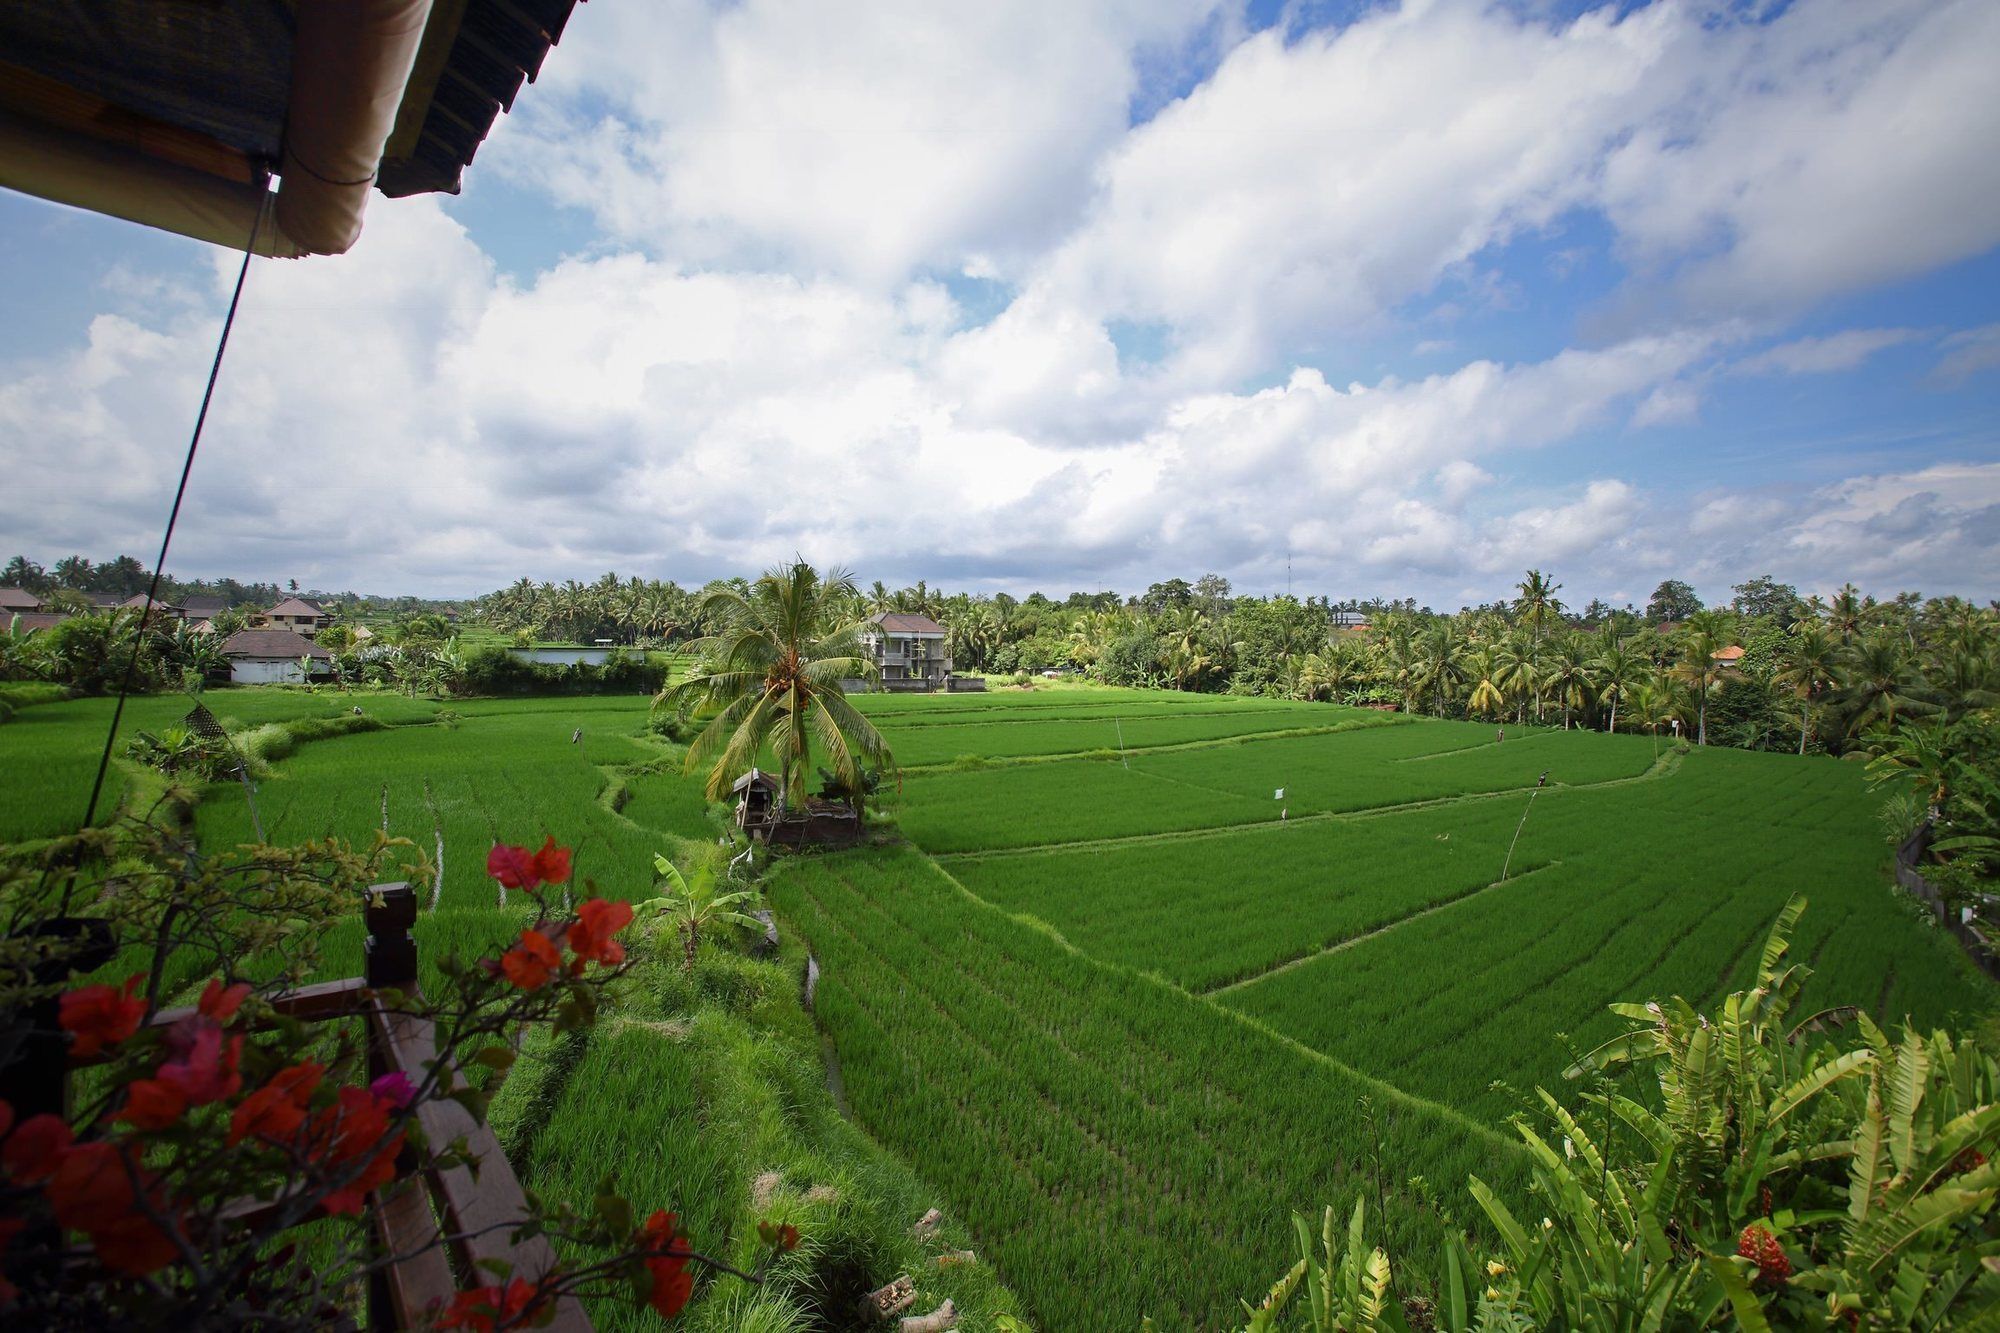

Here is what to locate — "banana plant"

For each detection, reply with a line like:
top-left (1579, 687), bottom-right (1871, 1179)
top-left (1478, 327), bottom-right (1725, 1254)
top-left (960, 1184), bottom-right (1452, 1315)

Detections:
top-left (642, 853), bottom-right (762, 973)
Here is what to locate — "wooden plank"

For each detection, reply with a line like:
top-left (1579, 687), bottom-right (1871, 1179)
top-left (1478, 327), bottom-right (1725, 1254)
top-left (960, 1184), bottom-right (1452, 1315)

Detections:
top-left (372, 1175), bottom-right (456, 1329)
top-left (368, 1001), bottom-right (591, 1331)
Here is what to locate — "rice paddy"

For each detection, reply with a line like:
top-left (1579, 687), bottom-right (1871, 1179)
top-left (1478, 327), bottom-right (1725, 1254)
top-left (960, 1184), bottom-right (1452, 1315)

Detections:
top-left (3, 680), bottom-right (1991, 1330)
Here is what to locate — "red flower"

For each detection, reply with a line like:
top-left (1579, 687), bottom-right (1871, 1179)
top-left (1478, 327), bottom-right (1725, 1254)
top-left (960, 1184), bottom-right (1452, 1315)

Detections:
top-left (2, 1112), bottom-right (73, 1183)
top-left (369, 1071), bottom-right (417, 1110)
top-left (487, 842), bottom-right (538, 891)
top-left (304, 1086), bottom-right (406, 1215)
top-left (60, 974), bottom-right (147, 1058)
top-left (119, 1078), bottom-right (188, 1130)
top-left (568, 898), bottom-right (633, 967)
top-left (197, 978), bottom-right (252, 1023)
top-left (1737, 1224), bottom-right (1791, 1286)
top-left (640, 1210), bottom-right (694, 1317)
top-left (154, 1019), bottom-right (243, 1107)
top-left (229, 1061), bottom-right (324, 1146)
top-left (435, 1276), bottom-right (551, 1331)
top-left (529, 837), bottom-right (572, 887)
top-left (501, 929), bottom-right (563, 992)
top-left (45, 1141), bottom-right (180, 1276)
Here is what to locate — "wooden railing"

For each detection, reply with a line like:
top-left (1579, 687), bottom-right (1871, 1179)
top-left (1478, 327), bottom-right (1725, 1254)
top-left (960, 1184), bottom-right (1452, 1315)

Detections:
top-left (33, 883), bottom-right (591, 1330)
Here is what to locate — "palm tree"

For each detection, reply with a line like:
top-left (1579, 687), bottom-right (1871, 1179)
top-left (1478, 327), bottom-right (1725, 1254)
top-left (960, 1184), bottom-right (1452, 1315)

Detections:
top-left (1673, 609), bottom-right (1738, 746)
top-left (1414, 620), bottom-right (1468, 717)
top-left (1591, 637), bottom-right (1645, 734)
top-left (1773, 623), bottom-right (1839, 755)
top-left (1836, 630), bottom-right (1926, 739)
top-left (1828, 583), bottom-right (1867, 644)
top-left (662, 560), bottom-right (893, 805)
top-left (1464, 645), bottom-right (1508, 719)
top-left (1543, 632), bottom-right (1595, 729)
top-left (1515, 569), bottom-right (1563, 722)
top-left (647, 854), bottom-right (762, 973)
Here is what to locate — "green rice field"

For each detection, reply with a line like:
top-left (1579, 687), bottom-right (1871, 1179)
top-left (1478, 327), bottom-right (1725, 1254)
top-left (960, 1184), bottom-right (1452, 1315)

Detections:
top-left (2, 680), bottom-right (1991, 1330)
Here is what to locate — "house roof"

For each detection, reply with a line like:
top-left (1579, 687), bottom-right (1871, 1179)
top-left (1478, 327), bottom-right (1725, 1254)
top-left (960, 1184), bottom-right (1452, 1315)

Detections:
top-left (868, 611), bottom-right (947, 635)
top-left (6, 612), bottom-right (68, 635)
top-left (732, 768), bottom-right (781, 793)
top-left (1711, 645), bottom-right (1746, 662)
top-left (220, 628), bottom-right (331, 660)
top-left (0, 588), bottom-right (41, 610)
top-left (121, 593), bottom-right (182, 612)
top-left (268, 597), bottom-right (325, 618)
top-left (180, 595), bottom-right (228, 614)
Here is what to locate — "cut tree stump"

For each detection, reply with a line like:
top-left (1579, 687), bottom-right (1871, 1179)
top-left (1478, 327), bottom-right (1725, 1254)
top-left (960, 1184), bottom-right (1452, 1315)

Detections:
top-left (911, 1207), bottom-right (942, 1239)
top-left (900, 1300), bottom-right (958, 1332)
top-left (858, 1275), bottom-right (916, 1322)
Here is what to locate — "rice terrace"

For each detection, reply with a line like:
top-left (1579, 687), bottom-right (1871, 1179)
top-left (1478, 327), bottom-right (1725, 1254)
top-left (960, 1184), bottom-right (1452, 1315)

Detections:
top-left (1, 655), bottom-right (1991, 1328)
top-left (5, 0), bottom-right (2000, 1328)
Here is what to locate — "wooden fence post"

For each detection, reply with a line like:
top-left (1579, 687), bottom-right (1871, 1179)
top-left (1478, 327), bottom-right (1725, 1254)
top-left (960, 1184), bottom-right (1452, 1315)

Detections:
top-left (362, 882), bottom-right (417, 1330)
top-left (364, 883), bottom-right (418, 990)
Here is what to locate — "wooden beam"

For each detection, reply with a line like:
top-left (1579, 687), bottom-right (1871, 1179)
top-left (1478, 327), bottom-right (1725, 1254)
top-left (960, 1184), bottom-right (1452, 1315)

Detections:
top-left (0, 60), bottom-right (260, 184)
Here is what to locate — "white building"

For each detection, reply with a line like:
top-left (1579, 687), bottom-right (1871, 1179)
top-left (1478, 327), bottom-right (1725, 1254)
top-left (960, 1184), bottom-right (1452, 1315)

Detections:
top-left (220, 628), bottom-right (332, 684)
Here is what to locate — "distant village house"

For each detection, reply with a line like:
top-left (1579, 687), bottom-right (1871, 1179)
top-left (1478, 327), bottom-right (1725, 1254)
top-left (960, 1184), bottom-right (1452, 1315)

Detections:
top-left (263, 597), bottom-right (330, 636)
top-left (219, 628), bottom-right (332, 684)
top-left (859, 612), bottom-right (965, 692)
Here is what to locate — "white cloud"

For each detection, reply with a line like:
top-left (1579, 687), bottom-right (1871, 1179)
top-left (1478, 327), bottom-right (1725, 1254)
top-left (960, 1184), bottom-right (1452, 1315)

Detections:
top-left (1932, 324), bottom-right (2000, 385)
top-left (488, 0), bottom-right (1222, 284)
top-left (1736, 328), bottom-right (1924, 376)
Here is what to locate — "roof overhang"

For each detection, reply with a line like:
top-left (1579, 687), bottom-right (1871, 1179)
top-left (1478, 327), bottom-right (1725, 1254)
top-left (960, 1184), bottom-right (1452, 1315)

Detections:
top-left (0, 0), bottom-right (582, 258)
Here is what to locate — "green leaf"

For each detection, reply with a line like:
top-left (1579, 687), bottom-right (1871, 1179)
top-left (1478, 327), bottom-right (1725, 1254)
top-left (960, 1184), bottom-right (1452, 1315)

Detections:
top-left (1706, 1255), bottom-right (1774, 1333)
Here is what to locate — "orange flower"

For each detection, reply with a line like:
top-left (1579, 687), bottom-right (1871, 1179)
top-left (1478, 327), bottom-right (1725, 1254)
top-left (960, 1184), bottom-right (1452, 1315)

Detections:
top-left (228, 1061), bottom-right (324, 1146)
top-left (500, 929), bottom-right (563, 992)
top-left (60, 974), bottom-right (147, 1059)
top-left (640, 1210), bottom-right (694, 1317)
top-left (567, 898), bottom-right (633, 967)
top-left (528, 837), bottom-right (572, 887)
top-left (435, 1276), bottom-right (551, 1331)
top-left (118, 1079), bottom-right (188, 1130)
top-left (304, 1086), bottom-right (406, 1215)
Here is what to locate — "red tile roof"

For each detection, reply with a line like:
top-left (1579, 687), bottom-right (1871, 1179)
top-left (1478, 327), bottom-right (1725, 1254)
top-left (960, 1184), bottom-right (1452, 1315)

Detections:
top-left (0, 588), bottom-right (41, 610)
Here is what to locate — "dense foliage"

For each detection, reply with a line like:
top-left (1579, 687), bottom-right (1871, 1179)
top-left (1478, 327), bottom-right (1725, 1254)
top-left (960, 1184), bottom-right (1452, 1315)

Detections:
top-left (1218, 901), bottom-right (2000, 1330)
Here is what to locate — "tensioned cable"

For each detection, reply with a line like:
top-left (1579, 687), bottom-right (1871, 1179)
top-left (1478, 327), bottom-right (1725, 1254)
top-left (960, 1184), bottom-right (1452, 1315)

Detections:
top-left (76, 191), bottom-right (271, 844)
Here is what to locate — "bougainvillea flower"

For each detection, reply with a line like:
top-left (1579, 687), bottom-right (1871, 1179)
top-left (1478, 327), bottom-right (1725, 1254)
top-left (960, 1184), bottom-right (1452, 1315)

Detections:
top-left (640, 1210), bottom-right (694, 1317)
top-left (528, 837), bottom-right (572, 887)
top-left (59, 974), bottom-right (147, 1059)
top-left (500, 929), bottom-right (563, 992)
top-left (1, 1112), bottom-right (73, 1183)
top-left (154, 1020), bottom-right (243, 1107)
top-left (486, 843), bottom-right (539, 891)
top-left (118, 1078), bottom-right (189, 1130)
top-left (229, 1061), bottom-right (324, 1146)
top-left (305, 1087), bottom-right (406, 1215)
top-left (45, 1141), bottom-right (180, 1276)
top-left (567, 898), bottom-right (633, 967)
top-left (435, 1276), bottom-right (549, 1331)
top-left (196, 978), bottom-right (253, 1023)
top-left (369, 1071), bottom-right (417, 1110)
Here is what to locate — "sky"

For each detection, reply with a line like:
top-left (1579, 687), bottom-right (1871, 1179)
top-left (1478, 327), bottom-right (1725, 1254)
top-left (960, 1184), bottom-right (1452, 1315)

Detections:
top-left (2, 0), bottom-right (1998, 609)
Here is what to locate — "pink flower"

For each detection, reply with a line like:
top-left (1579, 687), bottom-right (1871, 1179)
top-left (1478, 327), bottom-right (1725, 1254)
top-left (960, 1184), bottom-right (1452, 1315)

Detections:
top-left (369, 1072), bottom-right (417, 1110)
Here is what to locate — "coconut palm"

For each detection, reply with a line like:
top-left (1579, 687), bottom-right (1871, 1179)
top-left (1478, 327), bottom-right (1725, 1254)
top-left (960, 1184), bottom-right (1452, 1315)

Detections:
top-left (1543, 632), bottom-right (1595, 729)
top-left (1515, 569), bottom-right (1564, 722)
top-left (662, 560), bottom-right (892, 804)
top-left (1414, 620), bottom-right (1468, 717)
top-left (1773, 622), bottom-right (1839, 755)
top-left (1591, 637), bottom-right (1645, 734)
top-left (1672, 609), bottom-right (1738, 746)
top-left (1828, 582), bottom-right (1867, 644)
top-left (1464, 644), bottom-right (1509, 719)
top-left (1835, 630), bottom-right (1927, 739)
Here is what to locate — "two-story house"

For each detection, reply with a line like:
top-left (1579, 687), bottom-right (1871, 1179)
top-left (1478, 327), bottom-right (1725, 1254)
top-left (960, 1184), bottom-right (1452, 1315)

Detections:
top-left (264, 596), bottom-right (329, 637)
top-left (860, 612), bottom-right (952, 690)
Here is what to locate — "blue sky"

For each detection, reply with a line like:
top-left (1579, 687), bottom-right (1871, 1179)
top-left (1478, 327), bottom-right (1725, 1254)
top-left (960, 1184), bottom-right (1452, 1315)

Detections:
top-left (2, 0), bottom-right (1997, 608)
